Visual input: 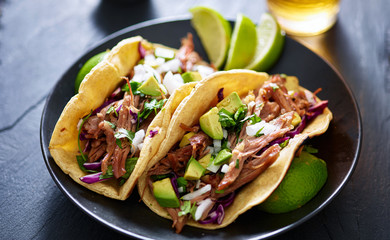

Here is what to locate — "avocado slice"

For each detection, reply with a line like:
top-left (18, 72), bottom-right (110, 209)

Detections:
top-left (152, 178), bottom-right (180, 208)
top-left (217, 92), bottom-right (244, 115)
top-left (291, 112), bottom-right (302, 127)
top-left (179, 132), bottom-right (196, 148)
top-left (200, 107), bottom-right (223, 140)
top-left (182, 71), bottom-right (202, 83)
top-left (214, 149), bottom-right (232, 165)
top-left (137, 75), bottom-right (162, 96)
top-left (198, 153), bottom-right (212, 169)
top-left (184, 157), bottom-right (206, 180)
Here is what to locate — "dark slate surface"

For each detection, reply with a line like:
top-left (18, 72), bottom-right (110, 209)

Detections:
top-left (0, 0), bottom-right (389, 239)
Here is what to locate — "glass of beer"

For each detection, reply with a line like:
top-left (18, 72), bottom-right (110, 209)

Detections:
top-left (267, 0), bottom-right (340, 36)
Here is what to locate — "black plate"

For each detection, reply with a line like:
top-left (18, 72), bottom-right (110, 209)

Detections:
top-left (40, 17), bottom-right (362, 239)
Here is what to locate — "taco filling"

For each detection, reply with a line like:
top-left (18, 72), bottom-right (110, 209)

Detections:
top-left (77, 34), bottom-right (215, 185)
top-left (145, 74), bottom-right (328, 233)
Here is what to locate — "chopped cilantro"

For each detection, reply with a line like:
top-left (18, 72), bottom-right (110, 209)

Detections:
top-left (106, 106), bottom-right (118, 117)
top-left (255, 126), bottom-right (265, 137)
top-left (177, 177), bottom-right (188, 188)
top-left (114, 128), bottom-right (135, 142)
top-left (104, 120), bottom-right (116, 129)
top-left (215, 189), bottom-right (225, 194)
top-left (99, 165), bottom-right (114, 180)
top-left (116, 139), bottom-right (123, 149)
top-left (76, 155), bottom-right (98, 173)
top-left (138, 98), bottom-right (167, 120)
top-left (218, 108), bottom-right (236, 128)
top-left (119, 157), bottom-right (138, 185)
top-left (279, 139), bottom-right (290, 148)
top-left (235, 159), bottom-right (240, 169)
top-left (178, 201), bottom-right (192, 217)
top-left (122, 81), bottom-right (143, 96)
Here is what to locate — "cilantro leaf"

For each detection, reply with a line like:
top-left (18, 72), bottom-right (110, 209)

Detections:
top-left (99, 165), bottom-right (114, 180)
top-left (255, 126), bottom-right (265, 137)
top-left (138, 99), bottom-right (167, 120)
top-left (218, 108), bottom-right (236, 128)
top-left (104, 120), bottom-right (116, 129)
top-left (106, 106), bottom-right (118, 117)
top-left (122, 81), bottom-right (143, 96)
top-left (279, 139), bottom-right (290, 148)
top-left (114, 128), bottom-right (135, 142)
top-left (119, 157), bottom-right (138, 185)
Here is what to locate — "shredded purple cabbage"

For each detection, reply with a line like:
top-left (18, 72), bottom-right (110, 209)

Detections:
top-left (92, 99), bottom-right (116, 115)
top-left (138, 42), bottom-right (146, 59)
top-left (199, 204), bottom-right (225, 225)
top-left (80, 172), bottom-right (112, 184)
top-left (83, 161), bottom-right (101, 170)
top-left (217, 88), bottom-right (224, 102)
top-left (79, 132), bottom-right (87, 141)
top-left (307, 100), bottom-right (328, 121)
top-left (169, 172), bottom-right (180, 198)
top-left (149, 129), bottom-right (158, 138)
top-left (129, 110), bottom-right (138, 124)
top-left (216, 192), bottom-right (235, 208)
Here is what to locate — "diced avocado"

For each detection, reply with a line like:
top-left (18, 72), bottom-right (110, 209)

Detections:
top-left (198, 153), bottom-right (212, 169)
top-left (199, 107), bottom-right (223, 140)
top-left (184, 157), bottom-right (206, 180)
top-left (137, 75), bottom-right (162, 96)
top-left (182, 71), bottom-right (202, 83)
top-left (216, 92), bottom-right (244, 115)
top-left (179, 132), bottom-right (196, 148)
top-left (214, 149), bottom-right (232, 165)
top-left (291, 112), bottom-right (302, 127)
top-left (152, 178), bottom-right (180, 208)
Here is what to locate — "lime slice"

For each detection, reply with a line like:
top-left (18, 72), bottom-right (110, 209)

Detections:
top-left (224, 14), bottom-right (257, 70)
top-left (75, 51), bottom-right (108, 93)
top-left (245, 13), bottom-right (285, 71)
top-left (190, 6), bottom-right (232, 69)
top-left (258, 151), bottom-right (328, 214)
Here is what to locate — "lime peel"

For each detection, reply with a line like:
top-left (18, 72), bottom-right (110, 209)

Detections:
top-left (190, 6), bottom-right (232, 69)
top-left (245, 13), bottom-right (285, 71)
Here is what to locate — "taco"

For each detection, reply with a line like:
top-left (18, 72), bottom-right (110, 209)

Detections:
top-left (49, 34), bottom-right (215, 200)
top-left (138, 70), bottom-right (332, 232)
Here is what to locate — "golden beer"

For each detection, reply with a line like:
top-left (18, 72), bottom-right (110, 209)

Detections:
top-left (267, 0), bottom-right (340, 36)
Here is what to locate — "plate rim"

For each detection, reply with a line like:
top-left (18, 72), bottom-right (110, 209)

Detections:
top-left (40, 16), bottom-right (362, 240)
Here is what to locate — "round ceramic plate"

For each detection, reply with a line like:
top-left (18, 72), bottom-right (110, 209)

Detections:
top-left (40, 17), bottom-right (362, 239)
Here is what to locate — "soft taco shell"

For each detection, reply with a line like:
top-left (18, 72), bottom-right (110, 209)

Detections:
top-left (138, 70), bottom-right (333, 229)
top-left (49, 36), bottom-right (197, 200)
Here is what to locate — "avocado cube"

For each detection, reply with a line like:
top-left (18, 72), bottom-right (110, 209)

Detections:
top-left (137, 75), bottom-right (162, 96)
top-left (291, 112), bottom-right (302, 127)
top-left (179, 132), bottom-right (196, 148)
top-left (198, 153), bottom-right (212, 169)
top-left (199, 107), bottom-right (223, 140)
top-left (214, 149), bottom-right (232, 165)
top-left (216, 92), bottom-right (244, 115)
top-left (152, 178), bottom-right (180, 208)
top-left (184, 158), bottom-right (206, 180)
top-left (182, 71), bottom-right (202, 83)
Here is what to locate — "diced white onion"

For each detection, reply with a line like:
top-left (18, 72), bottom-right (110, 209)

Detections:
top-left (195, 180), bottom-right (201, 189)
top-left (143, 64), bottom-right (161, 83)
top-left (154, 47), bottom-right (175, 59)
top-left (221, 164), bottom-right (229, 173)
top-left (246, 121), bottom-right (278, 137)
top-left (192, 65), bottom-right (215, 78)
top-left (182, 184), bottom-right (211, 201)
top-left (131, 64), bottom-right (147, 82)
top-left (227, 141), bottom-right (231, 149)
top-left (178, 186), bottom-right (184, 193)
top-left (248, 101), bottom-right (256, 108)
top-left (207, 161), bottom-right (221, 173)
top-left (206, 146), bottom-right (215, 155)
top-left (213, 139), bottom-right (221, 148)
top-left (157, 58), bottom-right (181, 74)
top-left (132, 129), bottom-right (145, 152)
top-left (194, 198), bottom-right (214, 221)
top-left (163, 71), bottom-right (184, 95)
top-left (223, 129), bottom-right (228, 139)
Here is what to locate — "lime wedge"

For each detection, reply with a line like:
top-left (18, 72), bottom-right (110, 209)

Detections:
top-left (75, 51), bottom-right (108, 93)
top-left (224, 14), bottom-right (257, 70)
top-left (190, 6), bottom-right (232, 69)
top-left (259, 151), bottom-right (327, 214)
top-left (245, 13), bottom-right (285, 71)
